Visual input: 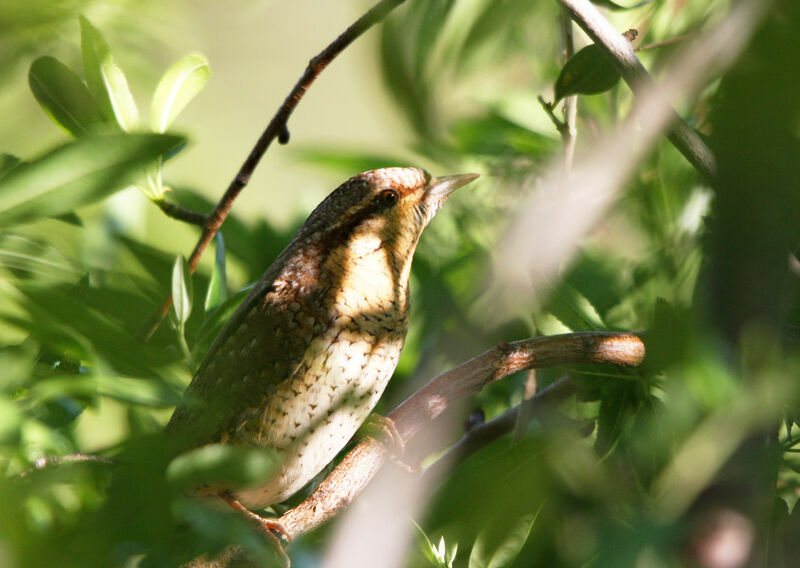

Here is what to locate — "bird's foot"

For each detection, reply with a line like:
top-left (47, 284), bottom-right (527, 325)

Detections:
top-left (361, 414), bottom-right (421, 474)
top-left (218, 492), bottom-right (291, 566)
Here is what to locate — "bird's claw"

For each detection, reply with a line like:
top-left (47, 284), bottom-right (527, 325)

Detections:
top-left (218, 492), bottom-right (292, 566)
top-left (362, 414), bottom-right (421, 474)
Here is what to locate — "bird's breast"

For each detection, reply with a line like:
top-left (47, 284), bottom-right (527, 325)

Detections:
top-left (233, 310), bottom-right (406, 508)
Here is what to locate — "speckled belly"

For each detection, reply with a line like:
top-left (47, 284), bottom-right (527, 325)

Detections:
top-left (233, 323), bottom-right (403, 509)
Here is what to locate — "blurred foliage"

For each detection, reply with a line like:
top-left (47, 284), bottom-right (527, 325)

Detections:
top-left (1, 1), bottom-right (799, 568)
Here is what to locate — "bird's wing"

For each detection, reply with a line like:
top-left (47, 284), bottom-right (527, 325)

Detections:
top-left (166, 261), bottom-right (322, 448)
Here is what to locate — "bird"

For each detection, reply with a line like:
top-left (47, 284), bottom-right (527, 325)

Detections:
top-left (166, 167), bottom-right (478, 519)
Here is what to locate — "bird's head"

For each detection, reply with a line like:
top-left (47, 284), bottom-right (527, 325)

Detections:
top-left (280, 167), bottom-right (478, 303)
top-left (299, 167), bottom-right (479, 251)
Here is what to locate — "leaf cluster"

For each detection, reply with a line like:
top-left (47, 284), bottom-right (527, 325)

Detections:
top-left (1, 2), bottom-right (799, 568)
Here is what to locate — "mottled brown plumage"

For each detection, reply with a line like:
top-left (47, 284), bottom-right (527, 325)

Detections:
top-left (167, 167), bottom-right (478, 509)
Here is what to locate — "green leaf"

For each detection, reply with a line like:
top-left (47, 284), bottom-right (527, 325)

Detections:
top-left (450, 113), bottom-right (557, 157)
top-left (79, 15), bottom-right (138, 131)
top-left (52, 212), bottom-right (83, 226)
top-left (295, 147), bottom-right (410, 177)
top-left (592, 0), bottom-right (652, 11)
top-left (0, 154), bottom-right (22, 181)
top-left (204, 232), bottom-right (228, 314)
top-left (0, 398), bottom-right (23, 444)
top-left (554, 44), bottom-right (621, 103)
top-left (414, 521), bottom-right (458, 568)
top-left (31, 373), bottom-right (182, 408)
top-left (167, 444), bottom-right (278, 489)
top-left (0, 133), bottom-right (184, 226)
top-left (12, 281), bottom-right (179, 375)
top-left (28, 56), bottom-right (103, 137)
top-left (172, 254), bottom-right (193, 326)
top-left (151, 53), bottom-right (210, 133)
top-left (469, 510), bottom-right (539, 568)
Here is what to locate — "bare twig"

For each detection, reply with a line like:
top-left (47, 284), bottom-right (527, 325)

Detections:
top-left (556, 0), bottom-right (716, 183)
top-left (278, 331), bottom-right (645, 538)
top-left (140, 0), bottom-right (406, 340)
top-left (18, 453), bottom-right (113, 478)
top-left (155, 199), bottom-right (207, 226)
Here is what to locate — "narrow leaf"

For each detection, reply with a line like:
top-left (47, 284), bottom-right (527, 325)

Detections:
top-left (79, 15), bottom-right (139, 131)
top-left (151, 53), bottom-right (210, 133)
top-left (172, 254), bottom-right (193, 326)
top-left (0, 133), bottom-right (184, 226)
top-left (52, 212), bottom-right (84, 226)
top-left (554, 44), bottom-right (621, 103)
top-left (593, 0), bottom-right (652, 11)
top-left (204, 232), bottom-right (228, 313)
top-left (31, 373), bottom-right (182, 408)
top-left (413, 521), bottom-right (444, 567)
top-left (29, 56), bottom-right (103, 136)
top-left (469, 510), bottom-right (539, 568)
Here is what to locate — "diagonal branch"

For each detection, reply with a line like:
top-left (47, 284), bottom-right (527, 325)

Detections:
top-left (278, 331), bottom-right (645, 538)
top-left (556, 0), bottom-right (716, 183)
top-left (141, 0), bottom-right (407, 340)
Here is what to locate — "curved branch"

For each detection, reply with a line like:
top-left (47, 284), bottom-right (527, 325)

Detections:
top-left (556, 0), bottom-right (716, 183)
top-left (141, 0), bottom-right (406, 340)
top-left (278, 331), bottom-right (645, 537)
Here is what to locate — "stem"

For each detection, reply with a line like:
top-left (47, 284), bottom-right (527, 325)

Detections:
top-left (558, 6), bottom-right (578, 171)
top-left (155, 199), bottom-right (207, 226)
top-left (556, 0), bottom-right (716, 183)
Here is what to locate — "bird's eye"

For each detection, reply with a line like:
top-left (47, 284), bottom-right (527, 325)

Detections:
top-left (378, 189), bottom-right (399, 207)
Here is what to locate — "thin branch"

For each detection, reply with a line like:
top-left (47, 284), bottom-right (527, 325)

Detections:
top-left (18, 453), bottom-right (113, 478)
top-left (557, 7), bottom-right (578, 170)
top-left (278, 331), bottom-right (645, 538)
top-left (155, 199), bottom-right (208, 226)
top-left (538, 95), bottom-right (568, 134)
top-left (140, 0), bottom-right (406, 341)
top-left (433, 375), bottom-right (575, 480)
top-left (556, 0), bottom-right (716, 183)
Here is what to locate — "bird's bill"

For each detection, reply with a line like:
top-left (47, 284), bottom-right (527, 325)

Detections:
top-left (425, 173), bottom-right (480, 202)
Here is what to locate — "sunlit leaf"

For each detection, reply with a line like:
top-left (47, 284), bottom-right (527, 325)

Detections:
top-left (171, 254), bottom-right (193, 326)
top-left (151, 53), bottom-right (210, 133)
top-left (28, 56), bottom-right (103, 136)
top-left (554, 43), bottom-right (620, 103)
top-left (0, 133), bottom-right (184, 226)
top-left (79, 15), bottom-right (138, 131)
